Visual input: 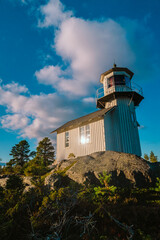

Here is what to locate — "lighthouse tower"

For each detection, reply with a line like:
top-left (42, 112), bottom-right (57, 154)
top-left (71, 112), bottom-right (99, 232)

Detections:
top-left (96, 64), bottom-right (144, 156)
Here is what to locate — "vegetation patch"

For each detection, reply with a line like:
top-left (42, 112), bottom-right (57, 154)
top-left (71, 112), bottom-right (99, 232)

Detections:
top-left (0, 142), bottom-right (160, 240)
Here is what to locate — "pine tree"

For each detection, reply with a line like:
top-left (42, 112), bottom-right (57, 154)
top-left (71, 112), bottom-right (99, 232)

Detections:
top-left (36, 137), bottom-right (55, 166)
top-left (9, 140), bottom-right (35, 167)
top-left (149, 151), bottom-right (158, 163)
top-left (144, 153), bottom-right (149, 161)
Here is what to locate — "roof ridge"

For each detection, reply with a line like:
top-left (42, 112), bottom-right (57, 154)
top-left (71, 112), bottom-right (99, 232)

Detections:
top-left (51, 107), bottom-right (115, 134)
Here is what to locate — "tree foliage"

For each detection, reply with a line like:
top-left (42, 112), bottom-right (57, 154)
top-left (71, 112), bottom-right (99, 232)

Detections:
top-left (149, 151), bottom-right (158, 163)
top-left (0, 169), bottom-right (160, 240)
top-left (6, 175), bottom-right (24, 191)
top-left (36, 137), bottom-right (55, 166)
top-left (144, 154), bottom-right (149, 161)
top-left (144, 151), bottom-right (158, 163)
top-left (24, 158), bottom-right (49, 176)
top-left (9, 140), bottom-right (35, 167)
top-left (1, 140), bottom-right (160, 239)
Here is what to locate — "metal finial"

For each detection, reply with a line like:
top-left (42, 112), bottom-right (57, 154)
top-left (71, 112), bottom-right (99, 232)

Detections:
top-left (113, 63), bottom-right (117, 68)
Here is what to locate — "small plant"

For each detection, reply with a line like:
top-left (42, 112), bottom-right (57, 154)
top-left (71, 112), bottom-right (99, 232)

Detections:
top-left (155, 177), bottom-right (160, 192)
top-left (138, 229), bottom-right (153, 240)
top-left (98, 172), bottom-right (112, 188)
top-left (93, 172), bottom-right (117, 203)
top-left (68, 153), bottom-right (75, 159)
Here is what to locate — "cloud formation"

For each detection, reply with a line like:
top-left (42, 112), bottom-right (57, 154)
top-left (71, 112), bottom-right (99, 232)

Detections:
top-left (1, 114), bottom-right (29, 130)
top-left (2, 82), bottom-right (29, 94)
top-left (35, 0), bottom-right (156, 98)
top-left (35, 65), bottom-right (69, 92)
top-left (0, 82), bottom-right (78, 140)
top-left (82, 97), bottom-right (95, 104)
top-left (38, 0), bottom-right (72, 27)
top-left (0, 0), bottom-right (157, 141)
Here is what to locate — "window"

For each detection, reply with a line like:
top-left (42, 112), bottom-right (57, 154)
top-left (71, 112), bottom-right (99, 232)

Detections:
top-left (108, 75), bottom-right (127, 87)
top-left (86, 125), bottom-right (90, 143)
top-left (114, 75), bottom-right (125, 85)
top-left (80, 125), bottom-right (90, 144)
top-left (107, 76), bottom-right (114, 88)
top-left (65, 131), bottom-right (69, 147)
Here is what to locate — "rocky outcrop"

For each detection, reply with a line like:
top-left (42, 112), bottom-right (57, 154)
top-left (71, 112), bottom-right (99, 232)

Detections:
top-left (45, 151), bottom-right (160, 188)
top-left (1, 151), bottom-right (159, 190)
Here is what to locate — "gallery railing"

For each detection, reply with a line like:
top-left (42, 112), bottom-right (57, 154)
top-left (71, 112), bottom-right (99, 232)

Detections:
top-left (96, 82), bottom-right (143, 99)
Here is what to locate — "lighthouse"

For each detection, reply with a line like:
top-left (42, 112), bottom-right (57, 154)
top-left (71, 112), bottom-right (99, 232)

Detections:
top-left (96, 64), bottom-right (144, 156)
top-left (52, 64), bottom-right (144, 162)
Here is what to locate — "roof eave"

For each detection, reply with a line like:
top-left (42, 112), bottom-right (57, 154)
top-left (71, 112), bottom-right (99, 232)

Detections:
top-left (100, 67), bottom-right (134, 83)
top-left (50, 107), bottom-right (114, 134)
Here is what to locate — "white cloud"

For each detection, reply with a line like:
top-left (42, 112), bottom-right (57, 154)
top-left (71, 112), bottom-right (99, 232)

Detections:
top-left (36, 0), bottom-right (157, 97)
top-left (0, 83), bottom-right (77, 140)
top-left (35, 65), bottom-right (67, 88)
top-left (1, 0), bottom-right (157, 142)
top-left (38, 0), bottom-right (72, 28)
top-left (36, 17), bottom-right (135, 96)
top-left (0, 88), bottom-right (27, 113)
top-left (1, 114), bottom-right (29, 130)
top-left (82, 97), bottom-right (95, 104)
top-left (2, 82), bottom-right (29, 94)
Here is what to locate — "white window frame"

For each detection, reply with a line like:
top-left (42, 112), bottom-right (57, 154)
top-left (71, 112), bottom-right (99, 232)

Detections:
top-left (65, 131), bottom-right (69, 148)
top-left (79, 124), bottom-right (91, 144)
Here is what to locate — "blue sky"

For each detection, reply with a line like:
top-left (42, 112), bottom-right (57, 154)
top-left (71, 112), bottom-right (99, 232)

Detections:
top-left (0, 0), bottom-right (160, 162)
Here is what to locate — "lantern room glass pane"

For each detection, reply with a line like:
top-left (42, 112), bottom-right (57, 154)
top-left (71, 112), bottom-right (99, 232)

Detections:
top-left (107, 76), bottom-right (114, 88)
top-left (114, 75), bottom-right (125, 85)
top-left (107, 75), bottom-right (130, 88)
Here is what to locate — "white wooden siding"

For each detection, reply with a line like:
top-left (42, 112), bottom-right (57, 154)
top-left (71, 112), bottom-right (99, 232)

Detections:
top-left (104, 97), bottom-right (141, 156)
top-left (56, 119), bottom-right (105, 162)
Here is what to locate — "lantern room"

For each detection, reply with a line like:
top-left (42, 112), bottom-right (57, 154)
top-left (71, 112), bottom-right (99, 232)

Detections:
top-left (96, 64), bottom-right (143, 109)
top-left (100, 64), bottom-right (133, 94)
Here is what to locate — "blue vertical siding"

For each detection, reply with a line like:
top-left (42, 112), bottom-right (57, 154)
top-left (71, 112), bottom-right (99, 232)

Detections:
top-left (104, 97), bottom-right (141, 156)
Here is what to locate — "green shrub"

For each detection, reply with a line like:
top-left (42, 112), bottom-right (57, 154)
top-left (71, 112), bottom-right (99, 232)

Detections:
top-left (6, 175), bottom-right (24, 191)
top-left (155, 178), bottom-right (160, 192)
top-left (24, 158), bottom-right (49, 176)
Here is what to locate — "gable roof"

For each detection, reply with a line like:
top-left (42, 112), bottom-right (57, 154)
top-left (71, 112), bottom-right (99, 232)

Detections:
top-left (51, 107), bottom-right (115, 134)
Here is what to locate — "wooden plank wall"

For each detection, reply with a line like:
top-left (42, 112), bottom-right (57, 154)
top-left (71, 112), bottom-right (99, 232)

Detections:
top-left (56, 119), bottom-right (106, 162)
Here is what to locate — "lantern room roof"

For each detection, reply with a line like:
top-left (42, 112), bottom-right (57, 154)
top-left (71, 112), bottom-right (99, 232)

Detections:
top-left (100, 65), bottom-right (134, 83)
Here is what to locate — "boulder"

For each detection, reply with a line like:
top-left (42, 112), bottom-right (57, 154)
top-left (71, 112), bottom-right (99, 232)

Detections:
top-left (45, 151), bottom-right (160, 188)
top-left (0, 176), bottom-right (8, 187)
